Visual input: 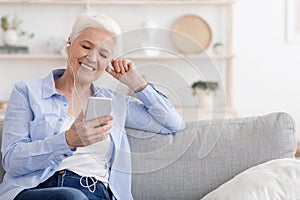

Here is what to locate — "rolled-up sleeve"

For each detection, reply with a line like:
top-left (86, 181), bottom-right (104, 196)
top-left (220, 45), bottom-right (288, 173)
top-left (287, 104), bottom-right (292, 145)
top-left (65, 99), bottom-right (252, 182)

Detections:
top-left (125, 83), bottom-right (185, 134)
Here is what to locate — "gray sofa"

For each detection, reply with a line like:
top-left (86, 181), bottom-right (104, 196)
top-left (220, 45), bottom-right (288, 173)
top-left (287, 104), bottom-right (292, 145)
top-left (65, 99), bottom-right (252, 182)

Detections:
top-left (0, 112), bottom-right (297, 199)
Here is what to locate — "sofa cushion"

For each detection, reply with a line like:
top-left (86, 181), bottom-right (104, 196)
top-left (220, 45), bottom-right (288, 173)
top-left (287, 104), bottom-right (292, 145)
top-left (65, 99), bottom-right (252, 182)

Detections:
top-left (201, 158), bottom-right (300, 200)
top-left (127, 112), bottom-right (296, 199)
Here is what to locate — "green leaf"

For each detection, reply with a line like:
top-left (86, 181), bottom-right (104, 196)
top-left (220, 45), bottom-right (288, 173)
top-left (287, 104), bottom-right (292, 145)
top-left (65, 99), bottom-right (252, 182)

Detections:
top-left (1, 14), bottom-right (34, 39)
top-left (1, 16), bottom-right (9, 31)
top-left (191, 81), bottom-right (218, 91)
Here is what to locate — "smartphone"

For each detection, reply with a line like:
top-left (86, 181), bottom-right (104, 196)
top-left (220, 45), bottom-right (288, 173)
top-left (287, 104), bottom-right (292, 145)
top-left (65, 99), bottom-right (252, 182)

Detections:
top-left (85, 97), bottom-right (112, 122)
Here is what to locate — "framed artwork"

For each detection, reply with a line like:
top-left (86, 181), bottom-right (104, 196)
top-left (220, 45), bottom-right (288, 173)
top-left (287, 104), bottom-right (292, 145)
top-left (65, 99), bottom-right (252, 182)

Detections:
top-left (286, 0), bottom-right (300, 43)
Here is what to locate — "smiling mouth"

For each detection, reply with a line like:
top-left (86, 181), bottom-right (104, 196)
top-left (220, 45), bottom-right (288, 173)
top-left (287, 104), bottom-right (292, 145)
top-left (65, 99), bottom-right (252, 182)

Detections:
top-left (80, 62), bottom-right (96, 71)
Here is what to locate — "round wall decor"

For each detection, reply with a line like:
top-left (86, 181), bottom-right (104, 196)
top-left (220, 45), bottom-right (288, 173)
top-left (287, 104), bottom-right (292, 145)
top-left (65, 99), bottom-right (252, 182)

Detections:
top-left (171, 15), bottom-right (212, 54)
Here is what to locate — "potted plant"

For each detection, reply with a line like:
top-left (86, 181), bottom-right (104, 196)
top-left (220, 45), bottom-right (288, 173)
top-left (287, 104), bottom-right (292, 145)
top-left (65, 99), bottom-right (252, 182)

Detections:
top-left (191, 81), bottom-right (218, 109)
top-left (1, 15), bottom-right (34, 46)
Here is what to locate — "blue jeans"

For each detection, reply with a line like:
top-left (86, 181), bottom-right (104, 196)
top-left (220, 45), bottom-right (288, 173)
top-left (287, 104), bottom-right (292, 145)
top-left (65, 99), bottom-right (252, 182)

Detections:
top-left (14, 170), bottom-right (112, 200)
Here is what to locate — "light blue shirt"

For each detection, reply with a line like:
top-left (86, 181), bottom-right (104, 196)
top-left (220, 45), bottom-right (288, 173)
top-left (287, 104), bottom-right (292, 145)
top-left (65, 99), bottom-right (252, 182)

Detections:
top-left (0, 69), bottom-right (185, 200)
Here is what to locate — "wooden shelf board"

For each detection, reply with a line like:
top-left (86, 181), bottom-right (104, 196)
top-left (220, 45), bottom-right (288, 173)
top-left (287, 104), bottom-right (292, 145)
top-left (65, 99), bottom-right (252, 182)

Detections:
top-left (177, 107), bottom-right (236, 121)
top-left (176, 107), bottom-right (235, 113)
top-left (0, 54), bottom-right (66, 60)
top-left (0, 53), bottom-right (234, 60)
top-left (0, 0), bottom-right (235, 5)
top-left (0, 107), bottom-right (236, 122)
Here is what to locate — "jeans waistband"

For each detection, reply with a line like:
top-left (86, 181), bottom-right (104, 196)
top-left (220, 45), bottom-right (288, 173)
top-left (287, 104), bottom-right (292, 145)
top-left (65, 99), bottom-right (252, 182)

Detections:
top-left (54, 169), bottom-right (83, 178)
top-left (56, 169), bottom-right (106, 185)
top-left (36, 169), bottom-right (112, 200)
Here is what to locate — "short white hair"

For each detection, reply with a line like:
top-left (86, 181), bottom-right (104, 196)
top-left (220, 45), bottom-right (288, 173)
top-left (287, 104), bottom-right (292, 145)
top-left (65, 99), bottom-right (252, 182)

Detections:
top-left (69, 13), bottom-right (122, 42)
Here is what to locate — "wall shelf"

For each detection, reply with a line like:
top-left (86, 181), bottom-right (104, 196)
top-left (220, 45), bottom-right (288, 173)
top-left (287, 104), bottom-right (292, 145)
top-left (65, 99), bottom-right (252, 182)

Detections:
top-left (0, 0), bottom-right (235, 112)
top-left (0, 54), bottom-right (66, 60)
top-left (0, 53), bottom-right (234, 60)
top-left (0, 107), bottom-right (236, 122)
top-left (0, 0), bottom-right (235, 6)
top-left (176, 107), bottom-right (236, 122)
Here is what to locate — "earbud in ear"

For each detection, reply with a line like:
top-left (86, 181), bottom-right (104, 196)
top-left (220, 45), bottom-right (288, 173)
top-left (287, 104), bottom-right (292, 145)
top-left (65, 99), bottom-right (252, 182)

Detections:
top-left (66, 43), bottom-right (71, 47)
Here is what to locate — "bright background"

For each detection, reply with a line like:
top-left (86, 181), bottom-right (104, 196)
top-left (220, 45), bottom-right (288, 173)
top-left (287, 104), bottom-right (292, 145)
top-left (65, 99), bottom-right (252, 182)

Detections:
top-left (233, 0), bottom-right (300, 138)
top-left (0, 0), bottom-right (299, 138)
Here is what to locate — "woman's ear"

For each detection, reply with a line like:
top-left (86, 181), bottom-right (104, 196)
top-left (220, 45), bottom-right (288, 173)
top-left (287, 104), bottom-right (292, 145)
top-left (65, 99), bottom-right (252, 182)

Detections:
top-left (66, 37), bottom-right (71, 48)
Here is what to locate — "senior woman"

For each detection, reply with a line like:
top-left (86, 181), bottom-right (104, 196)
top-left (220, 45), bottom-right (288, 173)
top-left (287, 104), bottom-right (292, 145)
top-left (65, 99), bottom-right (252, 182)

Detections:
top-left (0, 13), bottom-right (184, 200)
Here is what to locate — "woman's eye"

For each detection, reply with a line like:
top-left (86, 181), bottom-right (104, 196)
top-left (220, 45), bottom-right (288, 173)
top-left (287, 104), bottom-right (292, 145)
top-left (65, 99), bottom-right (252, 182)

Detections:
top-left (82, 45), bottom-right (91, 50)
top-left (100, 53), bottom-right (107, 58)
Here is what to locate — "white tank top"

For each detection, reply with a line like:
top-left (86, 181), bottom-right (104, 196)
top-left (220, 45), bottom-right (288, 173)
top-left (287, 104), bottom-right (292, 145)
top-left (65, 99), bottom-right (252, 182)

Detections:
top-left (58, 116), bottom-right (113, 187)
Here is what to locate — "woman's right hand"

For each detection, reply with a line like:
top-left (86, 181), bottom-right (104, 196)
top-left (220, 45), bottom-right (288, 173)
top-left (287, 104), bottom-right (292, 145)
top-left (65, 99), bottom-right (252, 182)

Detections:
top-left (65, 111), bottom-right (113, 149)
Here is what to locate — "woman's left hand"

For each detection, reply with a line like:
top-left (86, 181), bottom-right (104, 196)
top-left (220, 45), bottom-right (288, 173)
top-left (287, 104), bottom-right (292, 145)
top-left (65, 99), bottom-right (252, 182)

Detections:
top-left (106, 59), bottom-right (147, 92)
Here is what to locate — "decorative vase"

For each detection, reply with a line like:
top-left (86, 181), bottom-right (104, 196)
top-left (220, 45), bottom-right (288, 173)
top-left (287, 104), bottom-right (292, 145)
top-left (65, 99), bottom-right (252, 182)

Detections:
top-left (213, 42), bottom-right (224, 55)
top-left (192, 81), bottom-right (218, 110)
top-left (194, 88), bottom-right (213, 110)
top-left (142, 20), bottom-right (160, 56)
top-left (3, 29), bottom-right (18, 45)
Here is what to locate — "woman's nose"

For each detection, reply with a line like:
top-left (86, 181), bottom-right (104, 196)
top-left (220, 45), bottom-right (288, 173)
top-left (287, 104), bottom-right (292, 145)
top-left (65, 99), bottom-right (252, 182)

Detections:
top-left (86, 49), bottom-right (98, 62)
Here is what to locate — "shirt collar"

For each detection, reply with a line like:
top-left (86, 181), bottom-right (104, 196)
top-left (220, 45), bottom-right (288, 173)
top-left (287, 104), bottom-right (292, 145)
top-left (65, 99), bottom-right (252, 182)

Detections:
top-left (42, 69), bottom-right (65, 99)
top-left (91, 83), bottom-right (99, 96)
top-left (42, 69), bottom-right (100, 99)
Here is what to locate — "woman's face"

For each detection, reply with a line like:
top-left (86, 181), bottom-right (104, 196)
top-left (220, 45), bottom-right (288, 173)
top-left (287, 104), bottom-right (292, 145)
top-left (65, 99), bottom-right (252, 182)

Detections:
top-left (66, 27), bottom-right (115, 84)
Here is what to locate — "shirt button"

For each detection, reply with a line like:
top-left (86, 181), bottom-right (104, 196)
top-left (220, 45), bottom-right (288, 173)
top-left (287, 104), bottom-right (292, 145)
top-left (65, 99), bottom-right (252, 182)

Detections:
top-left (59, 119), bottom-right (63, 121)
top-left (64, 103), bottom-right (67, 107)
top-left (64, 154), bottom-right (68, 157)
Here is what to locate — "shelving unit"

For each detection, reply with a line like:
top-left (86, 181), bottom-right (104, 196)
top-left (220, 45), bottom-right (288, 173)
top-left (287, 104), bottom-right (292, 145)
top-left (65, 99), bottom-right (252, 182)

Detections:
top-left (0, 0), bottom-right (235, 120)
top-left (0, 0), bottom-right (234, 5)
top-left (0, 53), bottom-right (234, 60)
top-left (177, 107), bottom-right (236, 122)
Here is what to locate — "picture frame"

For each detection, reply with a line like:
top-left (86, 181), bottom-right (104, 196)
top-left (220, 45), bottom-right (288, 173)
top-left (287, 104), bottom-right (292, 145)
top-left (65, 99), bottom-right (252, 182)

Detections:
top-left (286, 0), bottom-right (300, 43)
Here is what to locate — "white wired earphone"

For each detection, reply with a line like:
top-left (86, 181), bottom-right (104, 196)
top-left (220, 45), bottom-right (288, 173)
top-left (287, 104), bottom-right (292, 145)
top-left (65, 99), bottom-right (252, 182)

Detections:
top-left (65, 42), bottom-right (109, 193)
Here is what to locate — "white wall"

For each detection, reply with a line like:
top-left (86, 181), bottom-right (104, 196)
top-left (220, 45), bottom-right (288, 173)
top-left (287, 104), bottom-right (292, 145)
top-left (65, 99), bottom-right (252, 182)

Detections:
top-left (233, 0), bottom-right (300, 138)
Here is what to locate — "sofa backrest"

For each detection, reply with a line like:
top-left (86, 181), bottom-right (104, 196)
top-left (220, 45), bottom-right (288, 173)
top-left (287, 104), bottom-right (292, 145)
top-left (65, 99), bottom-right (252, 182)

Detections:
top-left (127, 112), bottom-right (296, 199)
top-left (0, 113), bottom-right (297, 199)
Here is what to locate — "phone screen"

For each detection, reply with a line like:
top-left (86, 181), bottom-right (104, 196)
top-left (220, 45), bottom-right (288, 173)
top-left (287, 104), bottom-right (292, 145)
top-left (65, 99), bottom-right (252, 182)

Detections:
top-left (85, 97), bottom-right (112, 121)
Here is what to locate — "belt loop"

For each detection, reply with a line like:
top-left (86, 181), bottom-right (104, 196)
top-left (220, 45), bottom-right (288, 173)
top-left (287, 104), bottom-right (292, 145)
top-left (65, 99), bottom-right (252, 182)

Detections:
top-left (61, 169), bottom-right (67, 187)
top-left (57, 169), bottom-right (66, 187)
